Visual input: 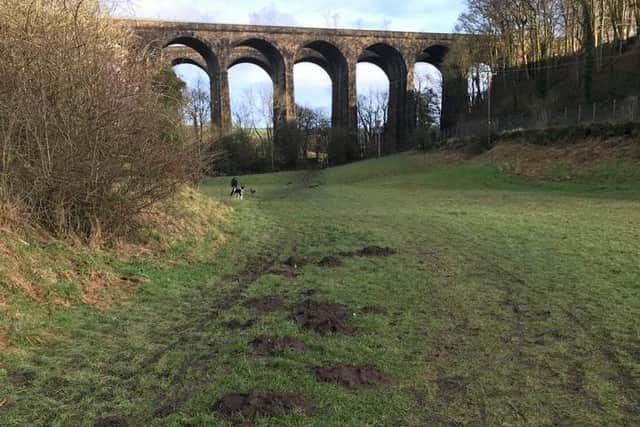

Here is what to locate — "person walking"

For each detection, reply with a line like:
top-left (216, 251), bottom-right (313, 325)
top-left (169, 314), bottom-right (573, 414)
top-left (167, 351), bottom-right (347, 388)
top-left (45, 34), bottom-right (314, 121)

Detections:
top-left (230, 176), bottom-right (239, 196)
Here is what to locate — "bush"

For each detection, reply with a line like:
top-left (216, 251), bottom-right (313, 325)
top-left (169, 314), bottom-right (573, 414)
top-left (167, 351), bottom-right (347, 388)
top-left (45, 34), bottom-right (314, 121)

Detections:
top-left (0, 0), bottom-right (196, 237)
top-left (328, 127), bottom-right (359, 165)
top-left (276, 123), bottom-right (304, 170)
top-left (209, 131), bottom-right (271, 175)
top-left (409, 128), bottom-right (439, 151)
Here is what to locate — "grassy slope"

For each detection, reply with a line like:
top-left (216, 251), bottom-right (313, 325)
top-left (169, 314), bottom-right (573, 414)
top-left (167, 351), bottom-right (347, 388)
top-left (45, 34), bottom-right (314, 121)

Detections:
top-left (1, 153), bottom-right (639, 426)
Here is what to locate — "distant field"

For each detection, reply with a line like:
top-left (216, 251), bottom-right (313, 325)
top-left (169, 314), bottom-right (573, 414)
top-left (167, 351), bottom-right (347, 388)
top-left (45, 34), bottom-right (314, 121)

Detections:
top-left (1, 151), bottom-right (639, 426)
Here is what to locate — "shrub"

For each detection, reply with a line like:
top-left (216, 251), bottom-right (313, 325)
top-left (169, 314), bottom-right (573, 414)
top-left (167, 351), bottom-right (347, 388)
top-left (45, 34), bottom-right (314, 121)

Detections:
top-left (0, 0), bottom-right (196, 237)
top-left (409, 128), bottom-right (439, 151)
top-left (209, 131), bottom-right (270, 175)
top-left (328, 127), bottom-right (359, 165)
top-left (276, 123), bottom-right (304, 170)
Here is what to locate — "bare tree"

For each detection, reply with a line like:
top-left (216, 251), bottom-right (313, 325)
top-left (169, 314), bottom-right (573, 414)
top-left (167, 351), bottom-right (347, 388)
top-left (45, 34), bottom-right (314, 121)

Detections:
top-left (357, 89), bottom-right (388, 157)
top-left (415, 72), bottom-right (442, 128)
top-left (184, 78), bottom-right (211, 160)
top-left (297, 105), bottom-right (330, 162)
top-left (0, 0), bottom-right (195, 236)
top-left (323, 10), bottom-right (340, 28)
top-left (455, 0), bottom-right (638, 70)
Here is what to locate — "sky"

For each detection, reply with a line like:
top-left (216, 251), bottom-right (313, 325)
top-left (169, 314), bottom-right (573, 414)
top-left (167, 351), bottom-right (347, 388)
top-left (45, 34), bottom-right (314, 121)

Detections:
top-left (117, 0), bottom-right (465, 124)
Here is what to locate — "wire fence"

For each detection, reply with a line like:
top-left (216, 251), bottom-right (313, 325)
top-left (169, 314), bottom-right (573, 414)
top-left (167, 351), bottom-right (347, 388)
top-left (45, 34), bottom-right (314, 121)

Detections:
top-left (441, 96), bottom-right (640, 140)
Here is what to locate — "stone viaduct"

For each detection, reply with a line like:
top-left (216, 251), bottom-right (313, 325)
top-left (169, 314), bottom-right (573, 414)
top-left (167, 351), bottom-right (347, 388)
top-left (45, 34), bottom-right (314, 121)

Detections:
top-left (117, 19), bottom-right (474, 152)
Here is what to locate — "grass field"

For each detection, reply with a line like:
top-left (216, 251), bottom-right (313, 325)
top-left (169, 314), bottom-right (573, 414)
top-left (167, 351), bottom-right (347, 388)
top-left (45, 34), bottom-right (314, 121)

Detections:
top-left (1, 152), bottom-right (639, 426)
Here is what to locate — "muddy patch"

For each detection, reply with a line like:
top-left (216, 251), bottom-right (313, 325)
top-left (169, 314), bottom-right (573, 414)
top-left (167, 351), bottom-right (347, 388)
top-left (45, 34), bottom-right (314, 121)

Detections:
top-left (251, 336), bottom-right (306, 356)
top-left (94, 416), bottom-right (128, 427)
top-left (243, 295), bottom-right (284, 314)
top-left (290, 300), bottom-right (357, 335)
top-left (358, 246), bottom-right (397, 257)
top-left (340, 246), bottom-right (397, 258)
top-left (214, 391), bottom-right (314, 418)
top-left (223, 319), bottom-right (256, 330)
top-left (284, 256), bottom-right (306, 269)
top-left (318, 256), bottom-right (343, 268)
top-left (313, 365), bottom-right (389, 389)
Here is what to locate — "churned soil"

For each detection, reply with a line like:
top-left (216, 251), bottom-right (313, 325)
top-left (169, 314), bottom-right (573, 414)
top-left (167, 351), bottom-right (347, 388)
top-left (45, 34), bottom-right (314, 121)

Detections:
top-left (317, 256), bottom-right (343, 268)
top-left (251, 336), bottom-right (306, 356)
top-left (290, 300), bottom-right (357, 335)
top-left (243, 295), bottom-right (284, 314)
top-left (339, 246), bottom-right (397, 258)
top-left (284, 256), bottom-right (306, 269)
top-left (313, 365), bottom-right (390, 389)
top-left (357, 246), bottom-right (397, 257)
top-left (214, 391), bottom-right (314, 418)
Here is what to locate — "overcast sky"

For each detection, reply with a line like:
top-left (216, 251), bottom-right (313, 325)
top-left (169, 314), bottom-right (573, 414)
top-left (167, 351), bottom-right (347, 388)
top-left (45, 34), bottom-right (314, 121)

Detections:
top-left (117, 0), bottom-right (464, 123)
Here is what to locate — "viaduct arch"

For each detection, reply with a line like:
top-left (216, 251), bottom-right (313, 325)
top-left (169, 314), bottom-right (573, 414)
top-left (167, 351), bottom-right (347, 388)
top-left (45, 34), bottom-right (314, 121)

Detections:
top-left (119, 19), bottom-right (476, 152)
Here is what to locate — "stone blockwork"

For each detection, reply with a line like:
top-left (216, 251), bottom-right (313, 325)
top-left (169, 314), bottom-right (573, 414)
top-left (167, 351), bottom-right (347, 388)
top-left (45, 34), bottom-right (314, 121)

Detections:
top-left (117, 19), bottom-right (473, 152)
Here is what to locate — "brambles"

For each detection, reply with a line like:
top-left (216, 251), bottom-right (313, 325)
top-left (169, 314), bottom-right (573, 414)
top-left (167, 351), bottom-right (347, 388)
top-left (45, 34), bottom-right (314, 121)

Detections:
top-left (0, 0), bottom-right (196, 237)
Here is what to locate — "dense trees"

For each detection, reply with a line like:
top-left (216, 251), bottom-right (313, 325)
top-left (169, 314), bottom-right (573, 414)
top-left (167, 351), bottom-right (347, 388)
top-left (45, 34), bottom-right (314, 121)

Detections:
top-left (455, 0), bottom-right (639, 70)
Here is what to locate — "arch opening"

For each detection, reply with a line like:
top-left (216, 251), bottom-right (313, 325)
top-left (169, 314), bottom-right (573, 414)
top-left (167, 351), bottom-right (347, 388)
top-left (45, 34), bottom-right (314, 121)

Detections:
top-left (414, 62), bottom-right (443, 129)
top-left (228, 63), bottom-right (273, 131)
top-left (228, 46), bottom-right (275, 78)
top-left (232, 38), bottom-right (292, 138)
top-left (173, 63), bottom-right (211, 148)
top-left (295, 40), bottom-right (348, 130)
top-left (293, 62), bottom-right (332, 165)
top-left (356, 62), bottom-right (389, 158)
top-left (358, 43), bottom-right (407, 154)
top-left (162, 37), bottom-right (220, 128)
top-left (233, 38), bottom-right (285, 77)
top-left (171, 57), bottom-right (207, 74)
top-left (417, 45), bottom-right (448, 69)
top-left (165, 36), bottom-right (218, 74)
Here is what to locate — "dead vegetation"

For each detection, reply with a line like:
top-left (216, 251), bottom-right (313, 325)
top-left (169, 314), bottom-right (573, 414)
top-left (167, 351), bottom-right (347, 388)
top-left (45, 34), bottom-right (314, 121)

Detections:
top-left (481, 137), bottom-right (640, 179)
top-left (0, 0), bottom-right (197, 237)
top-left (0, 0), bottom-right (226, 338)
top-left (0, 187), bottom-right (229, 351)
top-left (437, 131), bottom-right (640, 180)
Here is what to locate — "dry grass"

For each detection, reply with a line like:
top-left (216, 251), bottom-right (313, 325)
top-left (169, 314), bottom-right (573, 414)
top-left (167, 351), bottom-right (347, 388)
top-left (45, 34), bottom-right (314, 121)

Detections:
top-left (435, 134), bottom-right (640, 180)
top-left (481, 137), bottom-right (640, 179)
top-left (0, 186), bottom-right (230, 322)
top-left (0, 326), bottom-right (9, 353)
top-left (113, 186), bottom-right (230, 261)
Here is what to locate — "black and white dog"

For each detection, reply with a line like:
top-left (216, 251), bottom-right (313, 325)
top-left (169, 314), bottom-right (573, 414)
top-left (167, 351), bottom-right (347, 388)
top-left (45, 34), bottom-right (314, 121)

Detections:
top-left (231, 185), bottom-right (245, 200)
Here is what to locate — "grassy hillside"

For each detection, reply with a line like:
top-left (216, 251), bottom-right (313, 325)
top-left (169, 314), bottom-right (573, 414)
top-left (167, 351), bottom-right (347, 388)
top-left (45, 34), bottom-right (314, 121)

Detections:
top-left (1, 151), bottom-right (639, 425)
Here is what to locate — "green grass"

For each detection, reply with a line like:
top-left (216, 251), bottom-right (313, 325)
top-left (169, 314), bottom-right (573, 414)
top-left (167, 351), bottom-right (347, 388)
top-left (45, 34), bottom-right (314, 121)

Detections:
top-left (1, 152), bottom-right (639, 426)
